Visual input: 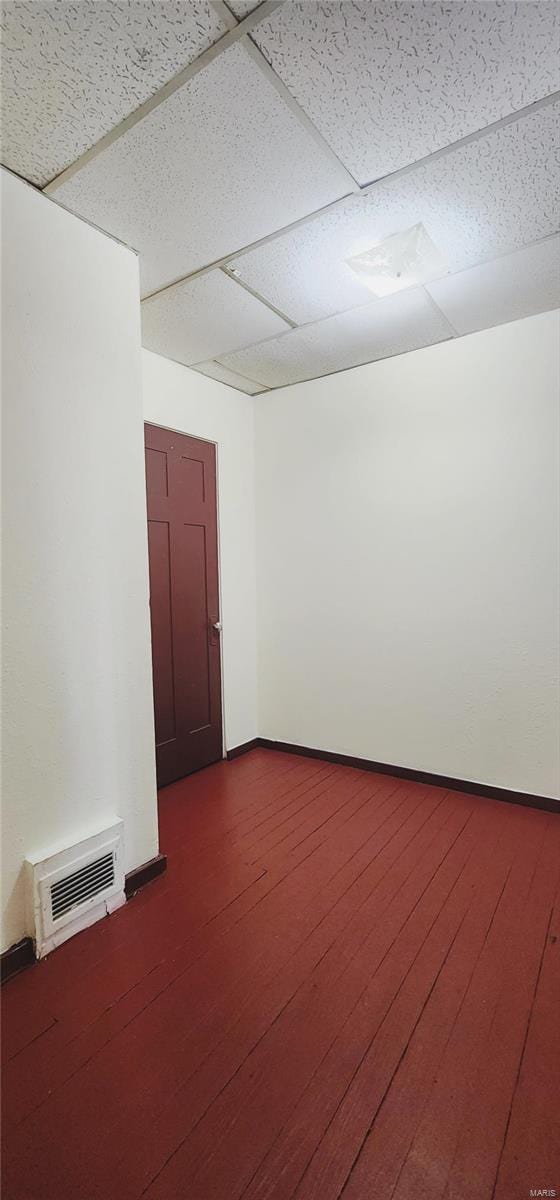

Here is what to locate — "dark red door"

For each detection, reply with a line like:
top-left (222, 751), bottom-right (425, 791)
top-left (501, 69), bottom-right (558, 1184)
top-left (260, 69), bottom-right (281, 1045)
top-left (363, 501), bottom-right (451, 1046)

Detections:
top-left (145, 424), bottom-right (222, 787)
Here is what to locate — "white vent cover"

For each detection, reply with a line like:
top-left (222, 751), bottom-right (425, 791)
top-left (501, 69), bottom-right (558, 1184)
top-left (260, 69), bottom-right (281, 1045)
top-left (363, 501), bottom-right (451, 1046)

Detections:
top-left (26, 820), bottom-right (125, 957)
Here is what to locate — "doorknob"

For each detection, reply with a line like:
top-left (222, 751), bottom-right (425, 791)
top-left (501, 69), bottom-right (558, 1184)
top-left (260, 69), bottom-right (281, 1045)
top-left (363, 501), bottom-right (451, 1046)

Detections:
top-left (212, 621), bottom-right (222, 632)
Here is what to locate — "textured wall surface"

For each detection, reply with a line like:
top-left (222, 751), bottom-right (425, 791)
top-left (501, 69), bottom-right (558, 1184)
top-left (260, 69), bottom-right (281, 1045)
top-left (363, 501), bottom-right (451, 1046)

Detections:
top-left (1, 172), bottom-right (159, 952)
top-left (255, 310), bottom-right (560, 798)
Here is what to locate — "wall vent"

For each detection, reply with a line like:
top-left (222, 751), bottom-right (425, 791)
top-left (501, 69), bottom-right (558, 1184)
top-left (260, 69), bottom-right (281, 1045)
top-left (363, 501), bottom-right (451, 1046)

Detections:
top-left (50, 851), bottom-right (115, 923)
top-left (26, 820), bottom-right (125, 958)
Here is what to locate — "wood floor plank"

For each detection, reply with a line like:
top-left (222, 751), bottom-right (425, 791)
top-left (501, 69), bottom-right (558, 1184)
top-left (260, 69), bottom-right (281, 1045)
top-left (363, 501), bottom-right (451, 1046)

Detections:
top-left (3, 752), bottom-right (558, 1200)
top-left (4, 771), bottom-right (393, 1126)
top-left (94, 788), bottom-right (451, 1197)
top-left (242, 797), bottom-right (519, 1200)
top-left (388, 809), bottom-right (554, 1200)
top-left (492, 892), bottom-right (560, 1200)
top-left (8, 755), bottom-right (311, 981)
top-left (3, 760), bottom-right (334, 1066)
top-left (5, 784), bottom-right (449, 1195)
top-left (440, 822), bottom-right (560, 1200)
top-left (1, 754), bottom-right (301, 1038)
top-left (134, 800), bottom-right (476, 1199)
top-left (5, 777), bottom-right (435, 1184)
top-left (335, 805), bottom-right (530, 1200)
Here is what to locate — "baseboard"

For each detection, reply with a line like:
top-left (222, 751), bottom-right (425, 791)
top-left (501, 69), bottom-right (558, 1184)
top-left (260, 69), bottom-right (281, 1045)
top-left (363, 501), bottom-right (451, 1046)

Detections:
top-left (3, 748), bottom-right (552, 989)
top-left (226, 738), bottom-right (261, 760)
top-left (1, 937), bottom-right (36, 985)
top-left (2, 856), bottom-right (167, 985)
top-left (256, 739), bottom-right (559, 815)
top-left (124, 851), bottom-right (167, 899)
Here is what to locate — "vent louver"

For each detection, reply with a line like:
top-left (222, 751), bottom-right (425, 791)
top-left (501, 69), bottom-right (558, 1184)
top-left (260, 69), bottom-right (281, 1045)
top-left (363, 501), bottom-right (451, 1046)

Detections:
top-left (27, 820), bottom-right (125, 957)
top-left (50, 851), bottom-right (115, 922)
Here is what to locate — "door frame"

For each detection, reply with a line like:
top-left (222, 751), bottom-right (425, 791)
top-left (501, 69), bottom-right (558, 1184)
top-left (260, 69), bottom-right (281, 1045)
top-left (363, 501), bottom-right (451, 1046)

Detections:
top-left (144, 421), bottom-right (228, 763)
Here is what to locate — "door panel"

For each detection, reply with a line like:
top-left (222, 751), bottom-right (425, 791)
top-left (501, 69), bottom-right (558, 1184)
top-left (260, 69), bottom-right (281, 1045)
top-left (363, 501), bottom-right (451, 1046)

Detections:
top-left (145, 424), bottom-right (222, 787)
top-left (147, 520), bottom-right (175, 746)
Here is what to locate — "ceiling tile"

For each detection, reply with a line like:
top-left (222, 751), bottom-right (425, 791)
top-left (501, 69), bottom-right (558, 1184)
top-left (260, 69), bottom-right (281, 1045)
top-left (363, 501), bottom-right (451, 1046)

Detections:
top-left (192, 361), bottom-right (267, 395)
top-left (141, 269), bottom-right (289, 365)
top-left (426, 237), bottom-right (560, 335)
top-left (226, 1), bottom-right (263, 17)
top-left (52, 41), bottom-right (352, 296)
top-left (229, 103), bottom-right (560, 324)
top-left (218, 288), bottom-right (453, 387)
top-left (253, 1), bottom-right (560, 184)
top-left (0, 1), bottom-right (229, 187)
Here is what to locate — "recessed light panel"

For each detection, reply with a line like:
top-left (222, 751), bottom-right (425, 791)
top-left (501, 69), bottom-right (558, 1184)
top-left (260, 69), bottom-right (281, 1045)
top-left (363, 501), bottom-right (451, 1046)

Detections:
top-left (229, 103), bottom-right (559, 324)
top-left (347, 224), bottom-right (447, 298)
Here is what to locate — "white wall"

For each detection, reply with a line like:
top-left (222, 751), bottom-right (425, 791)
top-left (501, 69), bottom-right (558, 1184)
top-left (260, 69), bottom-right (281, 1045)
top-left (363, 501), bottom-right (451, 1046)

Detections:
top-left (1, 170), bottom-right (160, 952)
top-left (141, 350), bottom-right (258, 752)
top-left (2, 176), bottom-right (556, 960)
top-left (256, 310), bottom-right (560, 799)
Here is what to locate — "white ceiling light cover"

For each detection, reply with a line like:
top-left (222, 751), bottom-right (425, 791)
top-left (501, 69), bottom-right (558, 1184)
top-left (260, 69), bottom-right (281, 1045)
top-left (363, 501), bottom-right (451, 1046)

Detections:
top-left (426, 237), bottom-right (560, 335)
top-left (4, 0), bottom-right (556, 389)
top-left (0, 1), bottom-right (229, 186)
top-left (229, 103), bottom-right (560, 325)
top-left (219, 288), bottom-right (453, 388)
top-left (52, 41), bottom-right (352, 296)
top-left (347, 224), bottom-right (447, 297)
top-left (141, 269), bottom-right (289, 366)
top-left (253, 0), bottom-right (560, 183)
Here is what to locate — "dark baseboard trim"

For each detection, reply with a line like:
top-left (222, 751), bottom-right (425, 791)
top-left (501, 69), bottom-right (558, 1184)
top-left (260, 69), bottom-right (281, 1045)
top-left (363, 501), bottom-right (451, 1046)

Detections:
top-left (257, 739), bottom-right (559, 815)
top-left (2, 857), bottom-right (168, 984)
top-left (226, 738), bottom-right (261, 760)
top-left (1, 937), bottom-right (36, 985)
top-left (124, 852), bottom-right (167, 899)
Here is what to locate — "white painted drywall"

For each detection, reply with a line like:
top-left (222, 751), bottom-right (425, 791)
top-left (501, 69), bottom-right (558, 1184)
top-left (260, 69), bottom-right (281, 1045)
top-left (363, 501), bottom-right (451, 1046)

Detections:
top-left (1, 171), bottom-right (160, 952)
top-left (141, 350), bottom-right (258, 752)
top-left (255, 310), bottom-right (560, 799)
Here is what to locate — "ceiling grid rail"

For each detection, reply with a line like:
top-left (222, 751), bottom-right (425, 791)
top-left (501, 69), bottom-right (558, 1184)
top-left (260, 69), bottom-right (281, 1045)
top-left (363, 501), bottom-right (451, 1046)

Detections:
top-left (6, 1), bottom-right (554, 390)
top-left (169, 224), bottom-right (560, 379)
top-left (137, 88), bottom-right (560, 309)
top-left (43, 0), bottom-right (286, 195)
top-left (32, 1), bottom-right (559, 343)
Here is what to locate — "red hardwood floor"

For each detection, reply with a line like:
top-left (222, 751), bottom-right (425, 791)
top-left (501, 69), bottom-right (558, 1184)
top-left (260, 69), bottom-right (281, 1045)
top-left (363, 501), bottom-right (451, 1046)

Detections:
top-left (2, 748), bottom-right (559, 1200)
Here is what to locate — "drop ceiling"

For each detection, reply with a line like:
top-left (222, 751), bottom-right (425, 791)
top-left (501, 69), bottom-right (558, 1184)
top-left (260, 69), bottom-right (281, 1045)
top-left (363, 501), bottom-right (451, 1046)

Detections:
top-left (0, 0), bottom-right (229, 186)
top-left (2, 0), bottom-right (559, 394)
top-left (51, 39), bottom-right (352, 295)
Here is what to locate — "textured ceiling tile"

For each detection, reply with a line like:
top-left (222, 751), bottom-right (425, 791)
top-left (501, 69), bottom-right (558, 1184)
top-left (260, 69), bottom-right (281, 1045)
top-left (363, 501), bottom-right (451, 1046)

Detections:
top-left (53, 41), bottom-right (351, 295)
top-left (141, 269), bottom-right (289, 366)
top-left (0, 1), bottom-right (228, 187)
top-left (230, 103), bottom-right (560, 324)
top-left (253, 1), bottom-right (560, 183)
top-left (192, 361), bottom-right (267, 394)
top-left (426, 237), bottom-right (560, 335)
top-left (226, 1), bottom-right (263, 17)
top-left (218, 288), bottom-right (453, 387)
